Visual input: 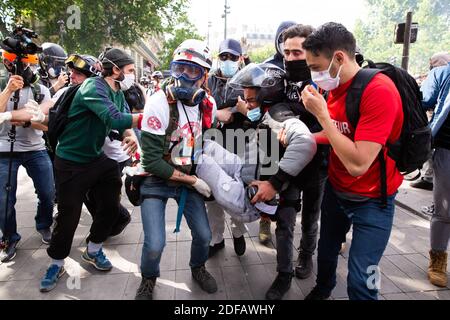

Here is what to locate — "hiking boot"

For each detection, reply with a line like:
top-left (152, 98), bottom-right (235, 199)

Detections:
top-left (135, 277), bottom-right (156, 300)
top-left (428, 250), bottom-right (448, 287)
top-left (191, 265), bottom-right (218, 293)
top-left (410, 178), bottom-right (433, 191)
top-left (233, 235), bottom-right (246, 256)
top-left (40, 265), bottom-right (66, 292)
top-left (81, 248), bottom-right (113, 271)
top-left (259, 219), bottom-right (272, 245)
top-left (37, 228), bottom-right (52, 245)
top-left (304, 286), bottom-right (331, 300)
top-left (0, 239), bottom-right (20, 263)
top-left (265, 272), bottom-right (293, 300)
top-left (295, 252), bottom-right (313, 279)
top-left (208, 239), bottom-right (225, 258)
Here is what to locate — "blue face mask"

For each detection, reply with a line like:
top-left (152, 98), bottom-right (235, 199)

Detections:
top-left (247, 107), bottom-right (262, 122)
top-left (220, 60), bottom-right (239, 78)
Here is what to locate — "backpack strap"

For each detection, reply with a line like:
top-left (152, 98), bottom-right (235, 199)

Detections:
top-left (31, 83), bottom-right (45, 104)
top-left (164, 100), bottom-right (180, 156)
top-left (345, 68), bottom-right (388, 208)
top-left (345, 68), bottom-right (380, 128)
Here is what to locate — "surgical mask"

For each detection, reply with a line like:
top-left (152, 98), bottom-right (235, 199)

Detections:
top-left (247, 107), bottom-right (262, 122)
top-left (219, 60), bottom-right (239, 78)
top-left (285, 60), bottom-right (311, 82)
top-left (310, 56), bottom-right (343, 91)
top-left (117, 73), bottom-right (135, 91)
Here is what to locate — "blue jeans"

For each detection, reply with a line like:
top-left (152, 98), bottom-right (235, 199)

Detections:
top-left (0, 150), bottom-right (55, 242)
top-left (140, 177), bottom-right (212, 278)
top-left (315, 182), bottom-right (395, 300)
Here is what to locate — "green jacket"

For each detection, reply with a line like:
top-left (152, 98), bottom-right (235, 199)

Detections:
top-left (56, 77), bottom-right (132, 163)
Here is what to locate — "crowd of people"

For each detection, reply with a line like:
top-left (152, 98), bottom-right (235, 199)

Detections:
top-left (0, 20), bottom-right (449, 301)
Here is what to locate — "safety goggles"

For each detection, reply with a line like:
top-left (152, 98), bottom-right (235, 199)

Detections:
top-left (170, 61), bottom-right (204, 81)
top-left (218, 53), bottom-right (239, 62)
top-left (65, 54), bottom-right (87, 70)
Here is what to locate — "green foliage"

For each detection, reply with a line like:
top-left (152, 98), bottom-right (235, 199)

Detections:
top-left (158, 14), bottom-right (204, 70)
top-left (0, 0), bottom-right (188, 56)
top-left (353, 0), bottom-right (450, 76)
top-left (248, 44), bottom-right (276, 64)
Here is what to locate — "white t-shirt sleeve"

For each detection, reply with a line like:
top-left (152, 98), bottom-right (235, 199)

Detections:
top-left (141, 90), bottom-right (170, 135)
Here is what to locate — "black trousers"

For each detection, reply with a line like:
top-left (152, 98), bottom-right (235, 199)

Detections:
top-left (47, 155), bottom-right (122, 260)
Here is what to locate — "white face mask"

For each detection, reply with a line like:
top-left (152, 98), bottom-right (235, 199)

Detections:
top-left (311, 56), bottom-right (343, 91)
top-left (117, 73), bottom-right (135, 91)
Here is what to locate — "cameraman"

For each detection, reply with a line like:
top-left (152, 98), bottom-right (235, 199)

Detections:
top-left (0, 51), bottom-right (54, 263)
top-left (39, 48), bottom-right (142, 292)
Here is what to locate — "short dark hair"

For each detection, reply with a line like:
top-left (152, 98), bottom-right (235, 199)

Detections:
top-left (101, 67), bottom-right (114, 78)
top-left (283, 24), bottom-right (315, 43)
top-left (303, 22), bottom-right (356, 59)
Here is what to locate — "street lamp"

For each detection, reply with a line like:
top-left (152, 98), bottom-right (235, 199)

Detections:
top-left (207, 21), bottom-right (212, 46)
top-left (221, 0), bottom-right (231, 40)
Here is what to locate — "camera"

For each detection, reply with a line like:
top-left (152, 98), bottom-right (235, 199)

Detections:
top-left (1, 25), bottom-right (42, 57)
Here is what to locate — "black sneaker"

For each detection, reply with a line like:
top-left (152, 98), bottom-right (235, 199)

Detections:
top-left (0, 239), bottom-right (20, 263)
top-left (191, 266), bottom-right (218, 294)
top-left (38, 228), bottom-right (52, 245)
top-left (233, 236), bottom-right (246, 256)
top-left (135, 277), bottom-right (156, 300)
top-left (304, 286), bottom-right (331, 300)
top-left (208, 239), bottom-right (225, 258)
top-left (410, 178), bottom-right (433, 191)
top-left (265, 272), bottom-right (293, 300)
top-left (295, 252), bottom-right (313, 279)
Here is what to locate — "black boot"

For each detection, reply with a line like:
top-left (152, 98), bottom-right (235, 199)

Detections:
top-left (295, 252), bottom-right (313, 279)
top-left (135, 277), bottom-right (156, 300)
top-left (304, 286), bottom-right (331, 300)
top-left (208, 239), bottom-right (225, 258)
top-left (265, 272), bottom-right (293, 300)
top-left (233, 235), bottom-right (246, 256)
top-left (191, 265), bottom-right (218, 293)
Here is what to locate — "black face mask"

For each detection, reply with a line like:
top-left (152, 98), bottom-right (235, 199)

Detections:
top-left (285, 60), bottom-right (311, 82)
top-left (22, 67), bottom-right (39, 86)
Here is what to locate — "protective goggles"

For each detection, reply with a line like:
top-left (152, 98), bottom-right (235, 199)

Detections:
top-left (170, 61), bottom-right (204, 82)
top-left (65, 54), bottom-right (88, 70)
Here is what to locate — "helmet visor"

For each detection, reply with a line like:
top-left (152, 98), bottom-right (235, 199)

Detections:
top-left (229, 63), bottom-right (271, 89)
top-left (170, 61), bottom-right (204, 81)
top-left (66, 54), bottom-right (87, 70)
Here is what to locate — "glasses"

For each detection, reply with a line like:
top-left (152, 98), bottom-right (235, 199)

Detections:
top-left (170, 61), bottom-right (204, 81)
top-left (65, 55), bottom-right (87, 70)
top-left (219, 53), bottom-right (239, 62)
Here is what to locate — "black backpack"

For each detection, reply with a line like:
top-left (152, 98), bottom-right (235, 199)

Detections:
top-left (124, 84), bottom-right (145, 111)
top-left (47, 84), bottom-right (82, 152)
top-left (346, 61), bottom-right (432, 205)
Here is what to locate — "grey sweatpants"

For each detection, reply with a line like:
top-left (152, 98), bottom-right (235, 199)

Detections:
top-left (431, 147), bottom-right (450, 252)
top-left (196, 140), bottom-right (260, 226)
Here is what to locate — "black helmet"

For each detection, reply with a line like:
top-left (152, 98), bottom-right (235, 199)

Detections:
top-left (355, 46), bottom-right (365, 67)
top-left (38, 42), bottom-right (68, 79)
top-left (229, 63), bottom-right (285, 106)
top-left (65, 54), bottom-right (101, 77)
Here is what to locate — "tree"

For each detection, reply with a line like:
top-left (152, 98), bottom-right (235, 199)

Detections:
top-left (248, 44), bottom-right (276, 64)
top-left (0, 0), bottom-right (188, 55)
top-left (353, 0), bottom-right (450, 75)
top-left (158, 14), bottom-right (204, 70)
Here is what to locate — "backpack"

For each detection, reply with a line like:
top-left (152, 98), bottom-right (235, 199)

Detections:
top-left (47, 84), bottom-right (82, 152)
top-left (124, 84), bottom-right (145, 111)
top-left (346, 60), bottom-right (432, 205)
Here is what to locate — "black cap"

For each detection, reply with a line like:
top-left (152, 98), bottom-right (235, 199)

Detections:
top-left (101, 48), bottom-right (134, 69)
top-left (219, 39), bottom-right (242, 57)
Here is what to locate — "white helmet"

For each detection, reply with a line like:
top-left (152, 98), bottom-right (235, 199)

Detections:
top-left (151, 71), bottom-right (163, 79)
top-left (172, 39), bottom-right (212, 70)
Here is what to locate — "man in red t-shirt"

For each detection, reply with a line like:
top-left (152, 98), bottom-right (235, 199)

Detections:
top-left (300, 23), bottom-right (403, 300)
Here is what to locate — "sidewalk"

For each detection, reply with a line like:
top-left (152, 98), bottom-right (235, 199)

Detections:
top-left (0, 167), bottom-right (449, 300)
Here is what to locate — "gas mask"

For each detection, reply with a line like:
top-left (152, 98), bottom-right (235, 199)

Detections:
top-left (167, 78), bottom-right (206, 107)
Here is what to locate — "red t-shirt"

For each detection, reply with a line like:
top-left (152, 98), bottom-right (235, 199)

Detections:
top-left (327, 73), bottom-right (404, 198)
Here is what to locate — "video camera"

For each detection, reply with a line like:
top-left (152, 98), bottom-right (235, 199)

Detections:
top-left (1, 25), bottom-right (42, 57)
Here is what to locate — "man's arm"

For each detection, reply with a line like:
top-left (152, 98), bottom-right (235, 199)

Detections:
top-left (302, 85), bottom-right (382, 177)
top-left (421, 69), bottom-right (441, 109)
top-left (0, 76), bottom-right (24, 113)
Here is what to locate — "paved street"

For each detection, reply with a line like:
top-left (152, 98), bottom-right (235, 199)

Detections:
top-left (0, 167), bottom-right (449, 300)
